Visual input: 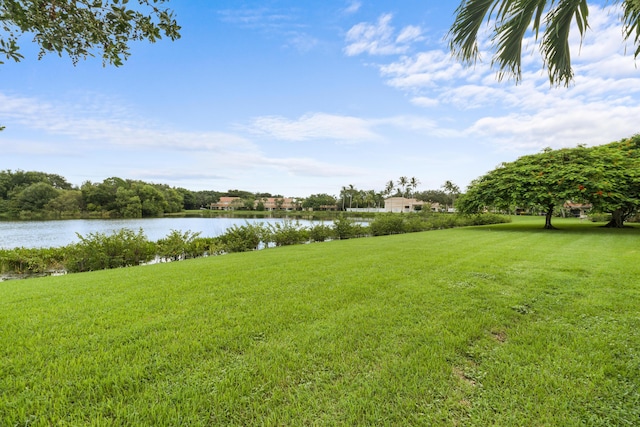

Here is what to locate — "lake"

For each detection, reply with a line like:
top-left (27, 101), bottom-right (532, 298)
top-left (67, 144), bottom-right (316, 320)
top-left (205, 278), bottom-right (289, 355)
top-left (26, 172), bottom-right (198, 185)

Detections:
top-left (0, 217), bottom-right (320, 249)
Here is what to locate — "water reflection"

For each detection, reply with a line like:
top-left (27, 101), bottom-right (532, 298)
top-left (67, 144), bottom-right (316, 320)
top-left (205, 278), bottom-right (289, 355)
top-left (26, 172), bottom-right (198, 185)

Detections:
top-left (0, 217), bottom-right (320, 249)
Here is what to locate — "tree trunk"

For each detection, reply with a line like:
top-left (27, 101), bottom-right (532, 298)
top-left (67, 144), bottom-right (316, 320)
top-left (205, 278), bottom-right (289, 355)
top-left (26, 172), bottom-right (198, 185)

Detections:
top-left (604, 209), bottom-right (625, 228)
top-left (544, 207), bottom-right (556, 229)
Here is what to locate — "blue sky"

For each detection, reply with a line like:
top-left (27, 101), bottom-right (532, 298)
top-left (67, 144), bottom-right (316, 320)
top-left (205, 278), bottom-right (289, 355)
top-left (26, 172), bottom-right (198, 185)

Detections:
top-left (1, 0), bottom-right (639, 198)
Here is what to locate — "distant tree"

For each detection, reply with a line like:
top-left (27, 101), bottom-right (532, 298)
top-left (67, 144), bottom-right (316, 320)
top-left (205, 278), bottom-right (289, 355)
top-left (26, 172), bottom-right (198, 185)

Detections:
top-left (192, 190), bottom-right (221, 208)
top-left (448, 0), bottom-right (640, 86)
top-left (11, 182), bottom-right (59, 212)
top-left (384, 180), bottom-right (395, 197)
top-left (397, 176), bottom-right (409, 197)
top-left (442, 181), bottom-right (461, 211)
top-left (177, 188), bottom-right (197, 210)
top-left (339, 184), bottom-right (357, 210)
top-left (303, 193), bottom-right (337, 210)
top-left (115, 187), bottom-right (142, 218)
top-left (45, 189), bottom-right (83, 216)
top-left (274, 197), bottom-right (285, 210)
top-left (81, 177), bottom-right (126, 213)
top-left (409, 177), bottom-right (420, 197)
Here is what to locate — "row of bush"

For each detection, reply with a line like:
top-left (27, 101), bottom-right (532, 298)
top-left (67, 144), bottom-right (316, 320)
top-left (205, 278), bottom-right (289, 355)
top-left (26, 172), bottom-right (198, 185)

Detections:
top-left (0, 213), bottom-right (510, 277)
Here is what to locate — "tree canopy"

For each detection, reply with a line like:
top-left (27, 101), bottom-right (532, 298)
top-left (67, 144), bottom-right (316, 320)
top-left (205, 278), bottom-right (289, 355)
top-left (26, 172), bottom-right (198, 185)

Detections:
top-left (0, 0), bottom-right (181, 66)
top-left (448, 0), bottom-right (640, 86)
top-left (457, 135), bottom-right (640, 228)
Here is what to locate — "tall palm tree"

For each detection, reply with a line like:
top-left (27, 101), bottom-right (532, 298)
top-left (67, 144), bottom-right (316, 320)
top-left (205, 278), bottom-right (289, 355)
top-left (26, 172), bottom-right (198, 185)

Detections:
top-left (448, 0), bottom-right (640, 86)
top-left (384, 180), bottom-right (395, 197)
top-left (397, 176), bottom-right (409, 198)
top-left (442, 180), bottom-right (461, 211)
top-left (409, 177), bottom-right (420, 197)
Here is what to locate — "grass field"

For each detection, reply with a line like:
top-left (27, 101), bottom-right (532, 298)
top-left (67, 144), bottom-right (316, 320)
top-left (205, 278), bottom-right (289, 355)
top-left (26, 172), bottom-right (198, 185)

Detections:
top-left (1, 217), bottom-right (639, 425)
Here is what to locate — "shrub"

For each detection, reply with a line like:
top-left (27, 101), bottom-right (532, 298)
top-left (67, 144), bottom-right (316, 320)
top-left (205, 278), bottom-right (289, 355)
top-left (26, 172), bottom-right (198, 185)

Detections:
top-left (369, 213), bottom-right (405, 236)
top-left (218, 223), bottom-right (265, 253)
top-left (65, 228), bottom-right (155, 272)
top-left (308, 224), bottom-right (333, 242)
top-left (0, 247), bottom-right (66, 274)
top-left (156, 230), bottom-right (202, 261)
top-left (268, 221), bottom-right (309, 247)
top-left (333, 216), bottom-right (357, 240)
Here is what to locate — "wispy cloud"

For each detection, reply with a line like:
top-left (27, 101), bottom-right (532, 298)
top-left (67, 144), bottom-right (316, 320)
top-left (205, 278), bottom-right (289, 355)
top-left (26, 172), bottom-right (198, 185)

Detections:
top-left (217, 8), bottom-right (297, 30)
top-left (343, 1), bottom-right (361, 15)
top-left (217, 7), bottom-right (318, 54)
top-left (0, 91), bottom-right (372, 187)
top-left (248, 112), bottom-right (380, 142)
top-left (344, 13), bottom-right (424, 56)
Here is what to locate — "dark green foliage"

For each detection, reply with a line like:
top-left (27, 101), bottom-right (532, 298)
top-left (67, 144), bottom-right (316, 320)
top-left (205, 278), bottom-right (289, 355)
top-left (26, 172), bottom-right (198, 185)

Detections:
top-left (0, 246), bottom-right (65, 274)
top-left (217, 223), bottom-right (265, 253)
top-left (308, 224), bottom-right (334, 242)
top-left (369, 213), bottom-right (406, 236)
top-left (332, 215), bottom-right (359, 239)
top-left (10, 182), bottom-right (59, 212)
top-left (156, 230), bottom-right (202, 261)
top-left (459, 135), bottom-right (640, 228)
top-left (65, 228), bottom-right (156, 272)
top-left (267, 221), bottom-right (310, 246)
top-left (302, 193), bottom-right (338, 210)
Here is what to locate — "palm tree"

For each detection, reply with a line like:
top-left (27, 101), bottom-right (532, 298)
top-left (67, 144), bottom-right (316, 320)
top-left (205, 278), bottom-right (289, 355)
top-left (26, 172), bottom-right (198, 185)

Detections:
top-left (397, 176), bottom-right (409, 198)
top-left (448, 0), bottom-right (640, 86)
top-left (442, 180), bottom-right (461, 212)
top-left (384, 180), bottom-right (395, 197)
top-left (409, 177), bottom-right (420, 197)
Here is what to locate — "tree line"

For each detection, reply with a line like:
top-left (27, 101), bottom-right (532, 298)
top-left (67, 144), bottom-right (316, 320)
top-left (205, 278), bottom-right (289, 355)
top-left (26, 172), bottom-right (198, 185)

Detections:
top-left (0, 171), bottom-right (292, 219)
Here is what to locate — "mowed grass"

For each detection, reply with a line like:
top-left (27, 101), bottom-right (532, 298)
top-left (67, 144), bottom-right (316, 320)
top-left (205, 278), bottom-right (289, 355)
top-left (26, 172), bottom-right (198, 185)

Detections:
top-left (1, 218), bottom-right (639, 426)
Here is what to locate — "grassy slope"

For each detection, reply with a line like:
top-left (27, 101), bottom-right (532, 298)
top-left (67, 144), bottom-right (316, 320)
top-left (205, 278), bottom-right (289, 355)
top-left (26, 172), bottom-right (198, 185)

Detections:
top-left (1, 218), bottom-right (639, 426)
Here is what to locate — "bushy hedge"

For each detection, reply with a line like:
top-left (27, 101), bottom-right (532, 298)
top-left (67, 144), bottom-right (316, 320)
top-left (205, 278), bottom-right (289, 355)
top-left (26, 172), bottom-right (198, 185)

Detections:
top-left (0, 246), bottom-right (66, 274)
top-left (1, 213), bottom-right (510, 278)
top-left (65, 228), bottom-right (156, 273)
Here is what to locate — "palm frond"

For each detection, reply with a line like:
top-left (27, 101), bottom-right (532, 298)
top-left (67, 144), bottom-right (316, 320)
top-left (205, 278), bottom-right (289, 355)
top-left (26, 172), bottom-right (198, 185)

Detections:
top-left (448, 0), bottom-right (498, 64)
top-left (621, 0), bottom-right (640, 57)
top-left (492, 0), bottom-right (549, 82)
top-left (541, 0), bottom-right (589, 86)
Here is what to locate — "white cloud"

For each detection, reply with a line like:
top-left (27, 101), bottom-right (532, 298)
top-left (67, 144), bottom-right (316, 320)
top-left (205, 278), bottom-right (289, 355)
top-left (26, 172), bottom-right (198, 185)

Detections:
top-left (352, 4), bottom-right (640, 153)
top-left (467, 101), bottom-right (640, 150)
top-left (248, 112), bottom-right (380, 142)
top-left (411, 96), bottom-right (439, 108)
top-left (343, 1), bottom-right (361, 15)
top-left (0, 91), bottom-right (378, 189)
top-left (344, 14), bottom-right (423, 56)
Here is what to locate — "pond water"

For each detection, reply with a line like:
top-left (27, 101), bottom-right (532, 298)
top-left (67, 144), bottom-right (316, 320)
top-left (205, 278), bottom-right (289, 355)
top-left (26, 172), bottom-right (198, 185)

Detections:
top-left (0, 217), bottom-right (320, 249)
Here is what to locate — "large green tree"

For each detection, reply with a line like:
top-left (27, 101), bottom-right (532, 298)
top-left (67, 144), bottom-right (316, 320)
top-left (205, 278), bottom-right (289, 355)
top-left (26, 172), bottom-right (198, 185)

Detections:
top-left (0, 0), bottom-right (180, 66)
top-left (449, 0), bottom-right (640, 86)
top-left (458, 136), bottom-right (640, 228)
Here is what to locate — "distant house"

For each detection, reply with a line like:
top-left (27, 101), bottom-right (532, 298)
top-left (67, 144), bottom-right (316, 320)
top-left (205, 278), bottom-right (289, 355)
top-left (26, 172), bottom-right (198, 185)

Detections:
top-left (384, 197), bottom-right (428, 213)
top-left (564, 202), bottom-right (592, 218)
top-left (210, 196), bottom-right (298, 211)
top-left (210, 197), bottom-right (242, 210)
top-left (260, 197), bottom-right (296, 211)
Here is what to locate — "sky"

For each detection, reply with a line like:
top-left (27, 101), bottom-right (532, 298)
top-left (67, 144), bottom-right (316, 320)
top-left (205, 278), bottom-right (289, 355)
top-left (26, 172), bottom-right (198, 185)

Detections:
top-left (1, 0), bottom-right (640, 198)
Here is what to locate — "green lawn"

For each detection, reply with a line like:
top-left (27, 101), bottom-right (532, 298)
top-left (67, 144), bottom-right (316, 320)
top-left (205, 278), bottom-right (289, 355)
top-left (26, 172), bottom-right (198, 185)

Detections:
top-left (1, 218), bottom-right (639, 425)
